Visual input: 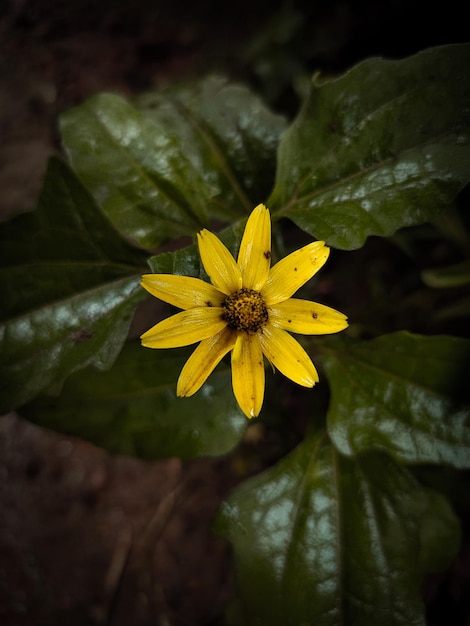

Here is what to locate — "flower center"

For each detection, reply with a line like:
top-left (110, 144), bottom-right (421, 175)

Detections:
top-left (222, 288), bottom-right (269, 333)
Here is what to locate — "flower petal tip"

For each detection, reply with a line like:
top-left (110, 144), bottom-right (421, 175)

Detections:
top-left (239, 405), bottom-right (260, 419)
top-left (253, 203), bottom-right (269, 215)
top-left (140, 275), bottom-right (152, 291)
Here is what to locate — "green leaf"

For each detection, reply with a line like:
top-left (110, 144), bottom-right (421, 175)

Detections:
top-left (147, 219), bottom-right (248, 278)
top-left (217, 432), bottom-right (460, 626)
top-left (61, 77), bottom-right (286, 248)
top-left (148, 243), bottom-right (201, 277)
top-left (22, 341), bottom-right (246, 459)
top-left (323, 332), bottom-right (470, 467)
top-left (434, 295), bottom-right (470, 321)
top-left (0, 158), bottom-right (147, 411)
top-left (270, 44), bottom-right (470, 249)
top-left (138, 76), bottom-right (287, 220)
top-left (60, 93), bottom-right (209, 248)
top-left (421, 259), bottom-right (470, 288)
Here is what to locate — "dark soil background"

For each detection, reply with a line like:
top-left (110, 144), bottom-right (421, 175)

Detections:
top-left (1, 1), bottom-right (469, 624)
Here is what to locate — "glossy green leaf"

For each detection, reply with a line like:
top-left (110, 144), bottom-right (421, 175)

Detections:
top-left (148, 243), bottom-right (201, 277)
top-left (61, 77), bottom-right (286, 248)
top-left (217, 432), bottom-right (460, 626)
top-left (22, 341), bottom-right (246, 459)
top-left (60, 93), bottom-right (209, 248)
top-left (138, 76), bottom-right (287, 220)
top-left (147, 220), bottom-right (247, 281)
top-left (323, 332), bottom-right (470, 467)
top-left (269, 44), bottom-right (470, 249)
top-left (0, 158), bottom-right (147, 411)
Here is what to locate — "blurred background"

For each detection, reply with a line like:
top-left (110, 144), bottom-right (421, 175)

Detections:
top-left (0, 1), bottom-right (468, 624)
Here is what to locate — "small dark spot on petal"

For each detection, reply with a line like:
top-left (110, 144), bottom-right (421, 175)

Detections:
top-left (206, 301), bottom-right (213, 307)
top-left (264, 250), bottom-right (271, 259)
top-left (288, 319), bottom-right (292, 323)
top-left (294, 267), bottom-right (298, 271)
top-left (312, 312), bottom-right (318, 319)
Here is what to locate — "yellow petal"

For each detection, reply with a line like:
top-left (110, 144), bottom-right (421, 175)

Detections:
top-left (259, 326), bottom-right (318, 387)
top-left (141, 274), bottom-right (224, 310)
top-left (262, 241), bottom-right (330, 305)
top-left (177, 328), bottom-right (236, 397)
top-left (269, 298), bottom-right (348, 334)
top-left (231, 334), bottom-right (265, 418)
top-left (141, 308), bottom-right (226, 348)
top-left (237, 204), bottom-right (271, 290)
top-left (197, 229), bottom-right (242, 295)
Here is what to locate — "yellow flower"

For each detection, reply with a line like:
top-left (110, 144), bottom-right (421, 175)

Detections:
top-left (141, 204), bottom-right (348, 418)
